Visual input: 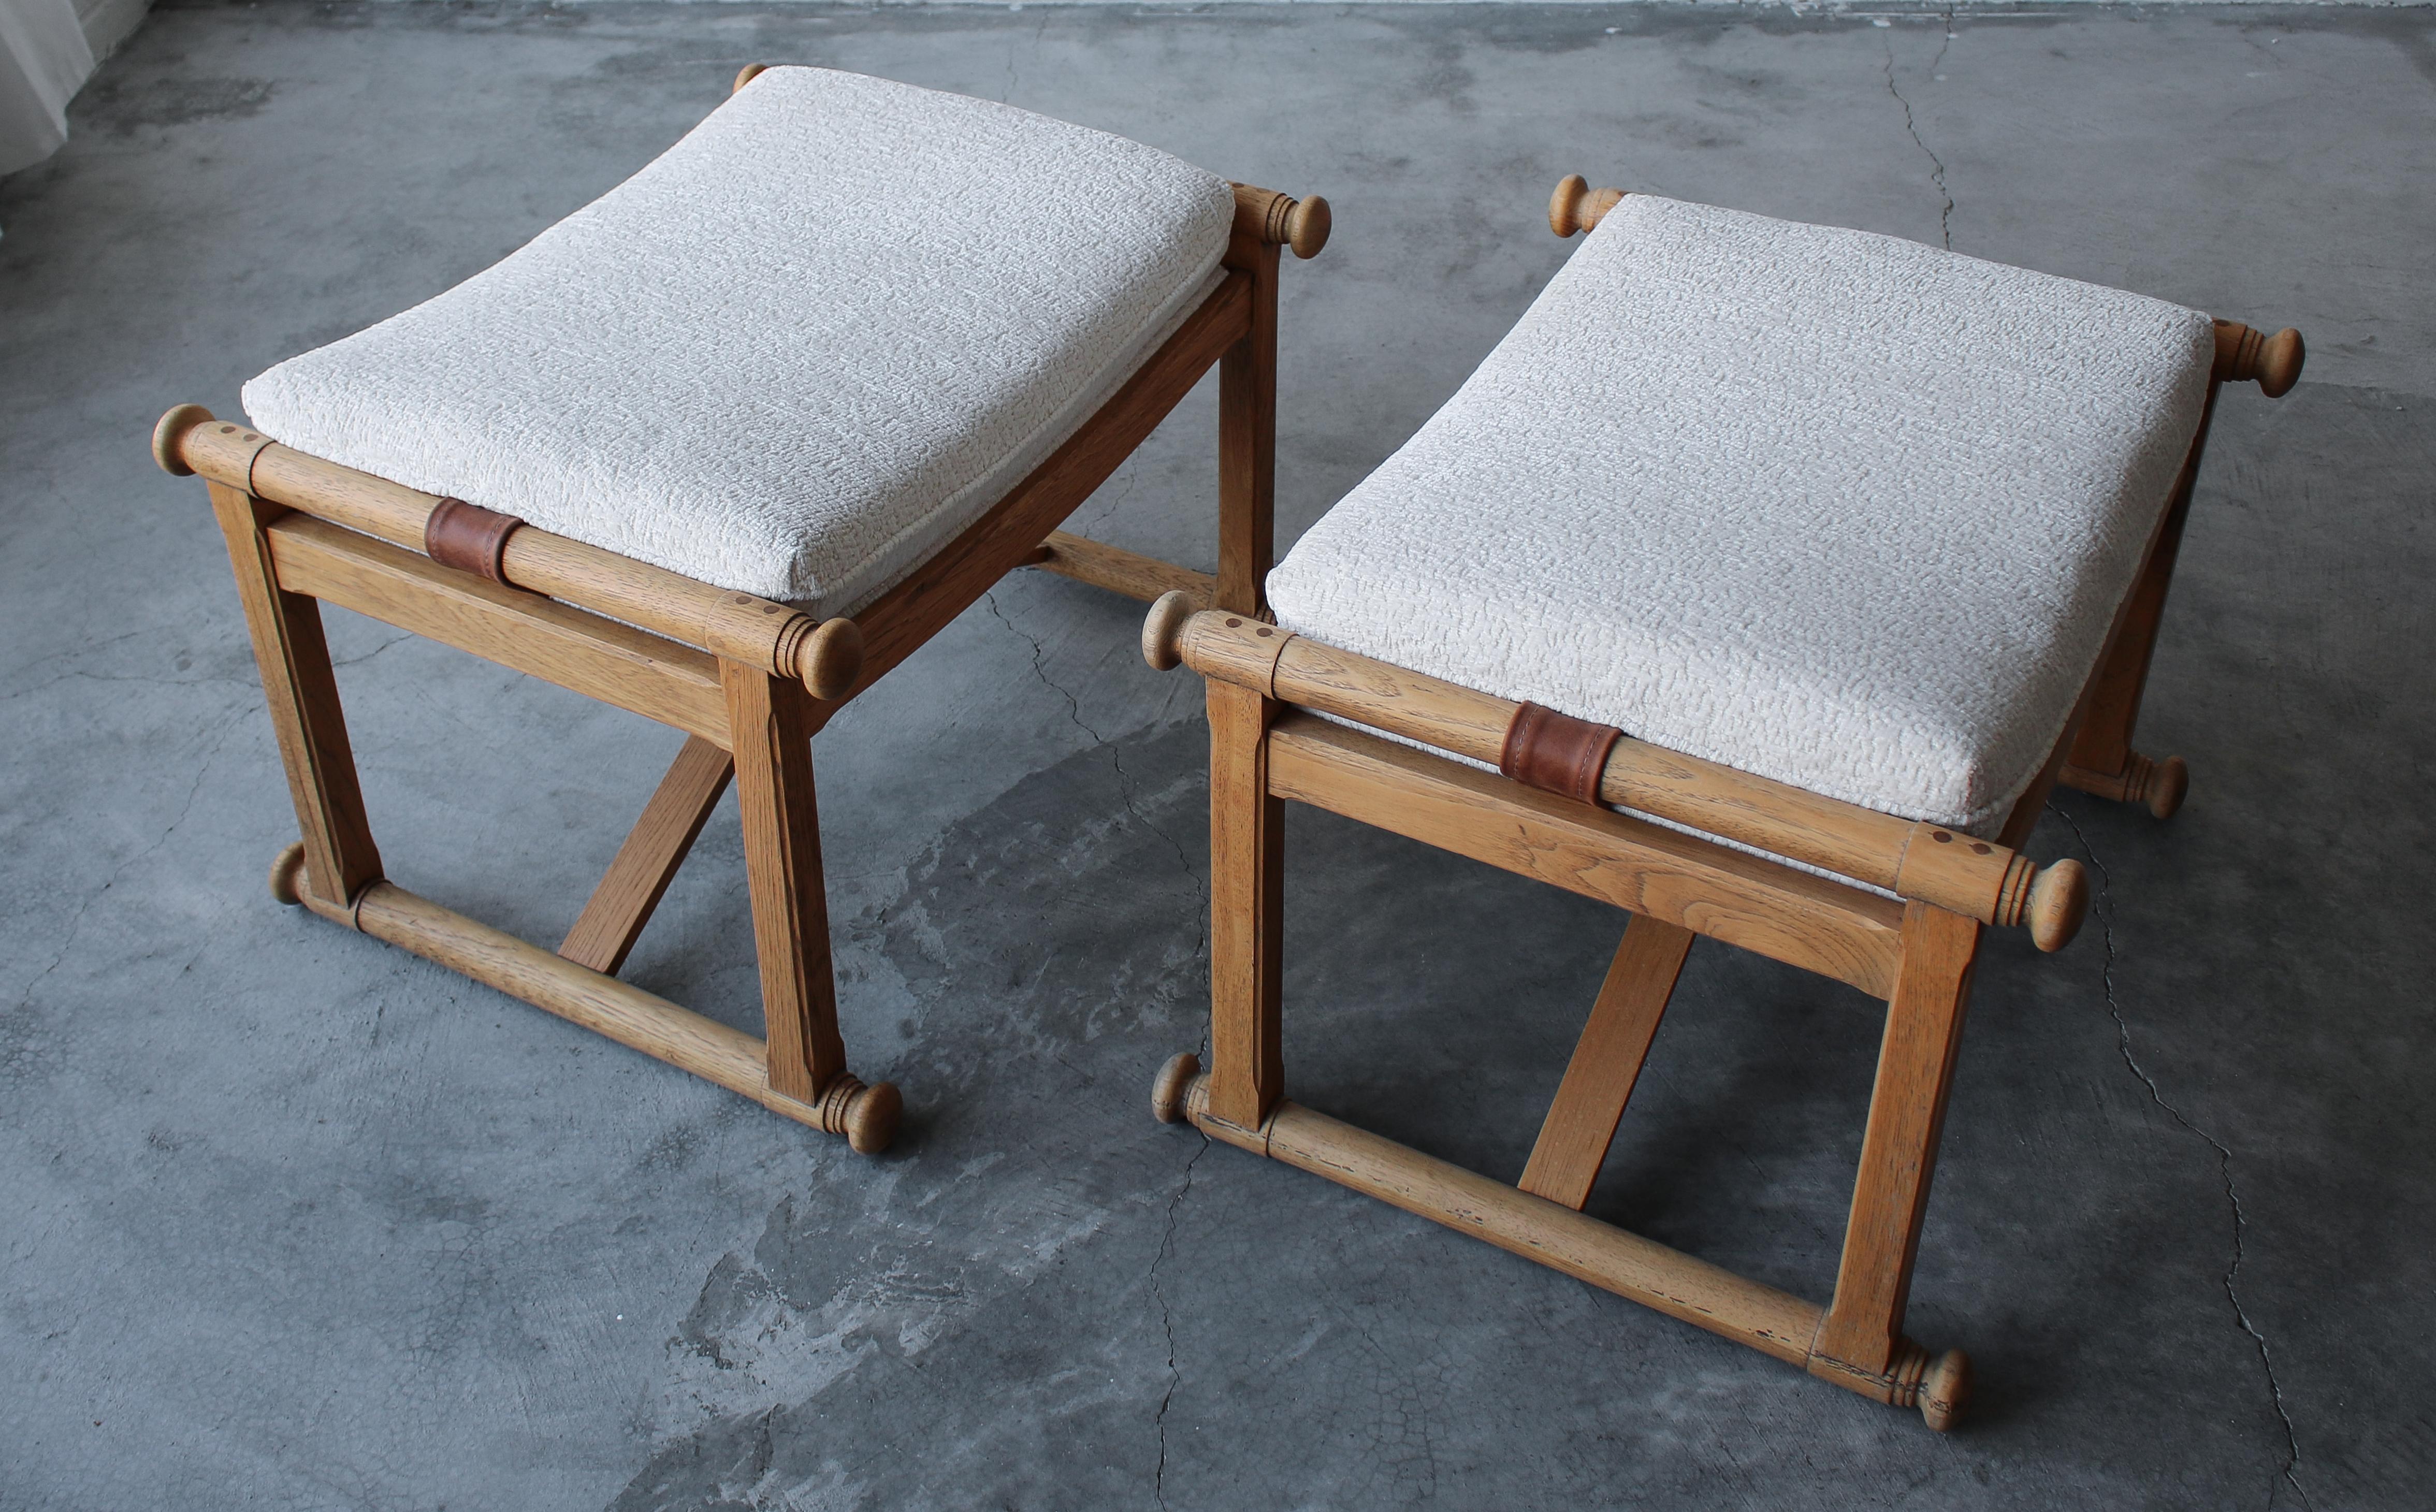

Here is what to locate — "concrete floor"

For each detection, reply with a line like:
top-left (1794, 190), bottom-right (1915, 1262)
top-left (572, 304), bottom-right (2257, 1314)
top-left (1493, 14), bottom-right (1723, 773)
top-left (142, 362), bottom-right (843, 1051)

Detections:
top-left (4, 2), bottom-right (2432, 1506)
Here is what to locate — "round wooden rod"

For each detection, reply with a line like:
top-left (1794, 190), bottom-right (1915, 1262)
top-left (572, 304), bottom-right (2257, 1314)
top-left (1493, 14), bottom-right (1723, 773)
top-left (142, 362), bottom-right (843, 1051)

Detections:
top-left (1142, 593), bottom-right (2083, 945)
top-left (1549, 174), bottom-right (1627, 238)
top-left (153, 406), bottom-right (861, 700)
top-left (2211, 321), bottom-right (2306, 398)
top-left (733, 62), bottom-right (768, 94)
top-left (1231, 182), bottom-right (1331, 259)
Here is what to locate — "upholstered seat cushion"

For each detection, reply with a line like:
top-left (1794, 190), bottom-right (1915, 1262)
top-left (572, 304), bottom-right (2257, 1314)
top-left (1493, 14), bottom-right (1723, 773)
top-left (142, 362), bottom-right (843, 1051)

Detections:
top-left (1266, 196), bottom-right (2214, 834)
top-left (242, 67), bottom-right (1234, 617)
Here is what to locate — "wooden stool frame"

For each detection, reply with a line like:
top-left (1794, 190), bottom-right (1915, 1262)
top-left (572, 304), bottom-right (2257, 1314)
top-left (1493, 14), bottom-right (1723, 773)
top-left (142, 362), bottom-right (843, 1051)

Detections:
top-left (1146, 177), bottom-right (2303, 1429)
top-left (154, 68), bottom-right (1330, 1157)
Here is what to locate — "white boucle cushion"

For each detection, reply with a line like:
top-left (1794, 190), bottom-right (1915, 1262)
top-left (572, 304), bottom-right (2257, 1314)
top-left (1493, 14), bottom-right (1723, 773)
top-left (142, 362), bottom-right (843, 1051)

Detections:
top-left (1266, 196), bottom-right (2214, 835)
top-left (241, 67), bottom-right (1234, 617)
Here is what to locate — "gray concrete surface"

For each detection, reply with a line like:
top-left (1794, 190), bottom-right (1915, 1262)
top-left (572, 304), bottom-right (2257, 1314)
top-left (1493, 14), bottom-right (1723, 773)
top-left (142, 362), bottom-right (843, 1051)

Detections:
top-left (4, 3), bottom-right (2432, 1507)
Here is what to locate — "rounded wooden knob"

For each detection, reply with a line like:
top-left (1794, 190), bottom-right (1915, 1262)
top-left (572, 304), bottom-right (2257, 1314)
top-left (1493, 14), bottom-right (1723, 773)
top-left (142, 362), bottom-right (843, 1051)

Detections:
top-left (153, 403), bottom-right (214, 476)
top-left (800, 617), bottom-right (863, 702)
top-left (268, 841), bottom-right (307, 906)
top-left (1918, 1348), bottom-right (1971, 1432)
top-left (1548, 175), bottom-right (1626, 238)
top-left (1285, 195), bottom-right (1331, 260)
top-left (842, 1079), bottom-right (901, 1155)
top-left (732, 63), bottom-right (768, 95)
top-left (2255, 327), bottom-right (2305, 398)
top-left (2028, 859), bottom-right (2088, 953)
top-left (1152, 1051), bottom-right (1200, 1124)
top-left (1142, 590), bottom-right (1194, 672)
top-left (2143, 754), bottom-right (2189, 820)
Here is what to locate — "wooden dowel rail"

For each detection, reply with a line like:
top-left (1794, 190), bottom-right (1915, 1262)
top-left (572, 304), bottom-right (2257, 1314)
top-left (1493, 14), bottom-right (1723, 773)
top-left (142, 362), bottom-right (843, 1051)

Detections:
top-left (1150, 1055), bottom-right (1968, 1428)
top-left (1145, 595), bottom-right (2087, 948)
top-left (153, 405), bottom-right (864, 701)
top-left (269, 844), bottom-right (900, 1152)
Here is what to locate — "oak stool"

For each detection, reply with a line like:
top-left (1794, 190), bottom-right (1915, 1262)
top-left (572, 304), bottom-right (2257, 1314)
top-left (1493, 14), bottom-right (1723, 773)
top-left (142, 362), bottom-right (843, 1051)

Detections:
top-left (1143, 178), bottom-right (2300, 1427)
top-left (154, 66), bottom-right (1328, 1155)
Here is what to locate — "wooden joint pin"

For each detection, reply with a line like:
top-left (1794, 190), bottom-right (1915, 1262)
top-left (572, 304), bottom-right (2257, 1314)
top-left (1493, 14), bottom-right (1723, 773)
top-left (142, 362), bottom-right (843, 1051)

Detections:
top-left (775, 614), bottom-right (864, 702)
top-left (1549, 174), bottom-right (1627, 238)
top-left (1230, 183), bottom-right (1332, 259)
top-left (1143, 594), bottom-right (1292, 693)
top-left (806, 1072), bottom-right (902, 1155)
top-left (154, 405), bottom-right (277, 493)
top-left (2211, 320), bottom-right (2306, 398)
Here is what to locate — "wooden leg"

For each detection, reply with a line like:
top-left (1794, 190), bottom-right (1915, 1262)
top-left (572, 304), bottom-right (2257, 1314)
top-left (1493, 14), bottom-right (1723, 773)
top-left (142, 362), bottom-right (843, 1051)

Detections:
top-left (1216, 241), bottom-right (1280, 617)
top-left (1809, 902), bottom-right (1979, 1417)
top-left (1206, 677), bottom-right (1284, 1131)
top-left (721, 659), bottom-right (867, 1122)
top-left (208, 482), bottom-right (383, 914)
top-left (2062, 384), bottom-right (2219, 820)
top-left (559, 735), bottom-right (734, 975)
top-left (1518, 915), bottom-right (1695, 1210)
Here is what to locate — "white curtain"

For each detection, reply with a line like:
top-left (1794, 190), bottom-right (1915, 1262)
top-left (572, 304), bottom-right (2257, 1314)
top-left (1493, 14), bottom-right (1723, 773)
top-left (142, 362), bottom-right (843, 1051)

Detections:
top-left (2, 0), bottom-right (99, 177)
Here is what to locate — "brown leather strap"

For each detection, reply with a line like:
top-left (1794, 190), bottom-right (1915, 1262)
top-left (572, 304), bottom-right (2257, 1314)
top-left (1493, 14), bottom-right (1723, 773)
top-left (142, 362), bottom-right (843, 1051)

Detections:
top-left (424, 496), bottom-right (523, 583)
top-left (1500, 701), bottom-right (1622, 806)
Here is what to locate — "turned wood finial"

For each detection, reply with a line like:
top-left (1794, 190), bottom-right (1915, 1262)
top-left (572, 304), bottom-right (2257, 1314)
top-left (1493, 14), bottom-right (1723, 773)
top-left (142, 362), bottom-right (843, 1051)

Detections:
top-left (1549, 174), bottom-right (1626, 238)
top-left (733, 63), bottom-right (768, 95)
top-left (1230, 183), bottom-right (1332, 259)
top-left (1142, 589), bottom-right (1195, 671)
top-left (269, 841), bottom-right (307, 906)
top-left (2212, 321), bottom-right (2306, 398)
top-left (1152, 1051), bottom-right (1201, 1124)
top-left (2027, 860), bottom-right (2088, 953)
top-left (814, 1074), bottom-right (901, 1155)
top-left (1919, 1349), bottom-right (1971, 1432)
top-left (153, 403), bottom-right (215, 476)
top-left (788, 616), bottom-right (863, 701)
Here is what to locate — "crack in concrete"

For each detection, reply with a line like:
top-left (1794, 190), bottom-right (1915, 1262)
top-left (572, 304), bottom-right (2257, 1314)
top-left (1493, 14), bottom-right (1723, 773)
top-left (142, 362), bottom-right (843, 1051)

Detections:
top-left (1149, 1133), bottom-right (1208, 1510)
top-left (983, 589), bottom-right (1212, 969)
top-left (2054, 806), bottom-right (2311, 1511)
top-left (1883, 14), bottom-right (1955, 249)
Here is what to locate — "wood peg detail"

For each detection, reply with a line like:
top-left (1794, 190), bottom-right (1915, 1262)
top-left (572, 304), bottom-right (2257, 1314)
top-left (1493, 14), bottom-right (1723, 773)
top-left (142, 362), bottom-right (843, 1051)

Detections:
top-left (1230, 183), bottom-right (1331, 259)
top-left (269, 841), bottom-right (307, 906)
top-left (2027, 860), bottom-right (2089, 953)
top-left (153, 403), bottom-right (216, 476)
top-left (789, 616), bottom-right (864, 701)
top-left (812, 1074), bottom-right (901, 1155)
top-left (2212, 321), bottom-right (2306, 398)
top-left (1549, 175), bottom-right (1627, 238)
top-left (1152, 1051), bottom-right (1201, 1124)
top-left (1142, 589), bottom-right (1195, 671)
top-left (733, 63), bottom-right (768, 95)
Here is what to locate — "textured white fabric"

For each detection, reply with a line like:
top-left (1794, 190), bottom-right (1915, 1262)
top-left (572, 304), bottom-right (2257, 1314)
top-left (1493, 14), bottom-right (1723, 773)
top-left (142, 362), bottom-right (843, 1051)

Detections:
top-left (1267, 196), bottom-right (2214, 834)
top-left (242, 67), bottom-right (1233, 616)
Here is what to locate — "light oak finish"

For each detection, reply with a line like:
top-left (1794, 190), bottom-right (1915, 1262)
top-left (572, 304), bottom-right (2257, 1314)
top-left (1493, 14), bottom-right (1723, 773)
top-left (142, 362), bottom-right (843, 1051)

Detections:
top-left (282, 854), bottom-right (897, 1150)
top-left (267, 514), bottom-right (732, 749)
top-left (1230, 182), bottom-right (1331, 260)
top-left (163, 114), bottom-right (1330, 1151)
top-left (1811, 903), bottom-right (1979, 1387)
top-left (2213, 319), bottom-right (2306, 398)
top-left (1268, 713), bottom-right (1906, 999)
top-left (1206, 679), bottom-right (1286, 1130)
top-left (723, 660), bottom-right (851, 1106)
top-left (1147, 278), bottom-right (2292, 1429)
top-left (559, 735), bottom-right (734, 975)
top-left (208, 482), bottom-right (383, 914)
top-left (1027, 530), bottom-right (1215, 606)
top-left (160, 409), bottom-right (859, 702)
top-left (1150, 597), bottom-right (2081, 947)
top-left (838, 274), bottom-right (1255, 701)
top-left (1518, 915), bottom-right (1695, 1210)
top-left (1217, 248), bottom-right (1280, 616)
top-left (733, 62), bottom-right (767, 94)
top-left (1549, 175), bottom-right (1628, 238)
